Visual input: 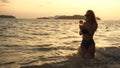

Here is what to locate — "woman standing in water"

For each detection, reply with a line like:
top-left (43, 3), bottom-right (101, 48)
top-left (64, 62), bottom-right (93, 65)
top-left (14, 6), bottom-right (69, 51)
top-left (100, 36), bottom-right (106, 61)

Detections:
top-left (78, 10), bottom-right (98, 59)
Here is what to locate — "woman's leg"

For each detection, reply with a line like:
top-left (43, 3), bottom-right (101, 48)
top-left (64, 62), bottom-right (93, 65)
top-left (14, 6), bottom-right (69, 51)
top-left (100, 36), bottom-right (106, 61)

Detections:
top-left (78, 45), bottom-right (88, 58)
top-left (88, 44), bottom-right (95, 59)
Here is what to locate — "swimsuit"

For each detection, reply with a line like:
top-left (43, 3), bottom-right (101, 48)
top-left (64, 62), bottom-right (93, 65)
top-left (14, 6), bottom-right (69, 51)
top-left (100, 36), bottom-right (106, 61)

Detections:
top-left (82, 29), bottom-right (91, 36)
top-left (81, 28), bottom-right (94, 49)
top-left (81, 39), bottom-right (95, 49)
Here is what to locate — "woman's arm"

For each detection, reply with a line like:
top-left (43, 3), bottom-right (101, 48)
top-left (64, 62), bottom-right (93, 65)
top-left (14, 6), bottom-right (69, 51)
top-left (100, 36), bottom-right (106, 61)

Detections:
top-left (79, 24), bottom-right (84, 35)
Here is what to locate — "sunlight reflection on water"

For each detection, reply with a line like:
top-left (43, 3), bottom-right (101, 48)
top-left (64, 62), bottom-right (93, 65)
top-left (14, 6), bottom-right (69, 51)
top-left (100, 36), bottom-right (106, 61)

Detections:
top-left (0, 19), bottom-right (120, 67)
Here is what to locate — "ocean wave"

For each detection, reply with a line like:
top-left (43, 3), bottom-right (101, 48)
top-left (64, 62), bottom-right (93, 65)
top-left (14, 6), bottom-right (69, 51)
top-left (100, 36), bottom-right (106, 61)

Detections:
top-left (59, 36), bottom-right (78, 39)
top-left (20, 47), bottom-right (120, 68)
top-left (33, 46), bottom-right (77, 51)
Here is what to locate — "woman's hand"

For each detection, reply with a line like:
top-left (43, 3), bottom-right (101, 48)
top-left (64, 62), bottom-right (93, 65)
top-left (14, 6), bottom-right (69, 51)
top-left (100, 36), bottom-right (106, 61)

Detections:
top-left (79, 31), bottom-right (82, 35)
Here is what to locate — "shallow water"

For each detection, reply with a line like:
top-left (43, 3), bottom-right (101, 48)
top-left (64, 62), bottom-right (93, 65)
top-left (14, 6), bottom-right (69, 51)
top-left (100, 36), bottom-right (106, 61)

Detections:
top-left (0, 19), bottom-right (120, 68)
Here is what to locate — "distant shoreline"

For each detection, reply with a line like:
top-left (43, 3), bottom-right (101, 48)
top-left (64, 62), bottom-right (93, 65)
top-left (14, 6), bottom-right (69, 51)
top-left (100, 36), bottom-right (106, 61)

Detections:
top-left (0, 15), bottom-right (101, 20)
top-left (37, 15), bottom-right (101, 20)
top-left (0, 15), bottom-right (16, 19)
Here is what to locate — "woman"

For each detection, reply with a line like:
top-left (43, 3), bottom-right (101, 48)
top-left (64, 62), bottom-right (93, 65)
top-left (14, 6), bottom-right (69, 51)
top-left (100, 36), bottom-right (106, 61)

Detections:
top-left (78, 10), bottom-right (98, 59)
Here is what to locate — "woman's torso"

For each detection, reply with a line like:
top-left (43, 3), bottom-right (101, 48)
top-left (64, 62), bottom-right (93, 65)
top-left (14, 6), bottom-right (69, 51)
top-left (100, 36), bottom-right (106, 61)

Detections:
top-left (82, 22), bottom-right (97, 40)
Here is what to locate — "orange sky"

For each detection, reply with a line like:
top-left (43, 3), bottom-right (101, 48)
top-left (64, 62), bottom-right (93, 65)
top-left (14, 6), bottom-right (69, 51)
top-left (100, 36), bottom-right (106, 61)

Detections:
top-left (0, 0), bottom-right (120, 20)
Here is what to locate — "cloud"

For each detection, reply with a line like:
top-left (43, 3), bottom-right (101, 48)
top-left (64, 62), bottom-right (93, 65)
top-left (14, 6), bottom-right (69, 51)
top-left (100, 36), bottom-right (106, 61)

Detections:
top-left (0, 0), bottom-right (9, 7)
top-left (0, 0), bottom-right (9, 3)
top-left (0, 4), bottom-right (6, 6)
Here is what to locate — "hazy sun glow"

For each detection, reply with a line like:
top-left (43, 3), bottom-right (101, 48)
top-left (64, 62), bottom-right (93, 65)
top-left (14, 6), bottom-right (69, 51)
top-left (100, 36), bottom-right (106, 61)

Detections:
top-left (0, 0), bottom-right (120, 20)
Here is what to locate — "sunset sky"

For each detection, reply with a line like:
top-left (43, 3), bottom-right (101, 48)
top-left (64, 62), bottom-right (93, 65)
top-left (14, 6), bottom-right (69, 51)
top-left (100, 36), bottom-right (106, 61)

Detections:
top-left (0, 0), bottom-right (120, 20)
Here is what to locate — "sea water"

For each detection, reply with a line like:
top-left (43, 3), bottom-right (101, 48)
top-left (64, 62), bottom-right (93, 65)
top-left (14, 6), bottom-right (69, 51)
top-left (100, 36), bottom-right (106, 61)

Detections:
top-left (0, 19), bottom-right (120, 68)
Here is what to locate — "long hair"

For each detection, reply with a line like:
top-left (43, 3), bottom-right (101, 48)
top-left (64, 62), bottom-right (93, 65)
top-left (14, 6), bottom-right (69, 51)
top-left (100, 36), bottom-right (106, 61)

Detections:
top-left (85, 10), bottom-right (97, 24)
